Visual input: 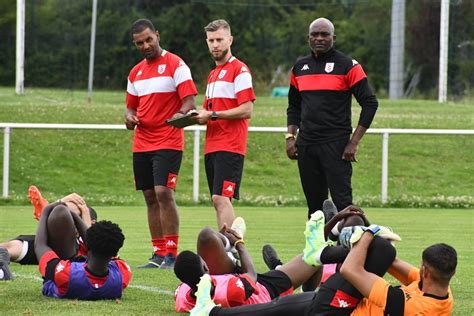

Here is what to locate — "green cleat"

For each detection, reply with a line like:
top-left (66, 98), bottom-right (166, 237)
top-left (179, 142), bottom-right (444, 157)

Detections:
top-left (190, 274), bottom-right (217, 316)
top-left (303, 210), bottom-right (327, 267)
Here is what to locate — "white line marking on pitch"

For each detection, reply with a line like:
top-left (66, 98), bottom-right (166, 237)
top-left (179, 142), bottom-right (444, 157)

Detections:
top-left (15, 273), bottom-right (174, 296)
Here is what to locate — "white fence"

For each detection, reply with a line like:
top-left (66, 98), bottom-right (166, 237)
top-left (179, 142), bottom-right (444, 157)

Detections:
top-left (1, 123), bottom-right (473, 203)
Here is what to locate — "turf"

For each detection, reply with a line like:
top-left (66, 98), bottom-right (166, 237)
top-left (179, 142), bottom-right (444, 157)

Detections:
top-left (0, 206), bottom-right (472, 315)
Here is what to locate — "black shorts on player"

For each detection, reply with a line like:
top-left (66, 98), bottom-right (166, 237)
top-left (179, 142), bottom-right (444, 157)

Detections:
top-left (12, 235), bottom-right (38, 265)
top-left (133, 149), bottom-right (183, 190)
top-left (205, 151), bottom-right (244, 199)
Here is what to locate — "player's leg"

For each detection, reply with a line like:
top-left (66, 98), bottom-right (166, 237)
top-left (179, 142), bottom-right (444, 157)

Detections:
top-left (321, 138), bottom-right (353, 212)
top-left (46, 204), bottom-right (79, 259)
top-left (152, 149), bottom-right (183, 269)
top-left (134, 152), bottom-right (165, 268)
top-left (308, 237), bottom-right (396, 315)
top-left (196, 227), bottom-right (237, 275)
top-left (206, 152), bottom-right (244, 229)
top-left (277, 254), bottom-right (321, 289)
top-left (297, 144), bottom-right (328, 218)
top-left (0, 236), bottom-right (38, 264)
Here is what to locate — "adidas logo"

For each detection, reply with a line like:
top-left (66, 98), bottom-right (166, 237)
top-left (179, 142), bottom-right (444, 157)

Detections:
top-left (301, 64), bottom-right (310, 71)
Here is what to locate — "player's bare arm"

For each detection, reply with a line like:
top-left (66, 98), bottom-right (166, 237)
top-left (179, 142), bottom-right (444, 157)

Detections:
top-left (171, 95), bottom-right (197, 119)
top-left (340, 232), bottom-right (380, 297)
top-left (387, 257), bottom-right (416, 285)
top-left (342, 125), bottom-right (367, 162)
top-left (221, 225), bottom-right (257, 282)
top-left (195, 101), bottom-right (253, 124)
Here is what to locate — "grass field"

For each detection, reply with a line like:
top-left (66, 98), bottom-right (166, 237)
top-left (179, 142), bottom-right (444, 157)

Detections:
top-left (0, 206), bottom-right (472, 315)
top-left (0, 87), bottom-right (473, 208)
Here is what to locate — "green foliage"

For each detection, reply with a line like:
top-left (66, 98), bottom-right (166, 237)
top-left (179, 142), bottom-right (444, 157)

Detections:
top-left (0, 206), bottom-right (472, 315)
top-left (2, 0), bottom-right (472, 97)
top-left (0, 87), bottom-right (473, 208)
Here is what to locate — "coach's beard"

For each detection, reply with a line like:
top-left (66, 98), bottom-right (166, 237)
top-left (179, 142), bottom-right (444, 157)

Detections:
top-left (211, 49), bottom-right (229, 62)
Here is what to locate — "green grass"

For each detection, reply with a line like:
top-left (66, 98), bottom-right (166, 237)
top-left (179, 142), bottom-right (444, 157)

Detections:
top-left (0, 86), bottom-right (473, 208)
top-left (0, 206), bottom-right (472, 315)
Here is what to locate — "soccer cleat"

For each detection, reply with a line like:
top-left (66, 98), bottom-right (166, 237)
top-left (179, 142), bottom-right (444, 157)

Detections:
top-left (159, 253), bottom-right (176, 269)
top-left (230, 217), bottom-right (246, 239)
top-left (262, 244), bottom-right (283, 270)
top-left (0, 247), bottom-right (13, 281)
top-left (136, 253), bottom-right (164, 269)
top-left (28, 185), bottom-right (49, 221)
top-left (190, 274), bottom-right (217, 316)
top-left (303, 210), bottom-right (327, 267)
top-left (322, 199), bottom-right (338, 223)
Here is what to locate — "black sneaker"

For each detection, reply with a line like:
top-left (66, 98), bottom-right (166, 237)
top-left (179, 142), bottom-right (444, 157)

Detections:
top-left (322, 199), bottom-right (338, 223)
top-left (159, 254), bottom-right (176, 270)
top-left (136, 253), bottom-right (164, 269)
top-left (0, 247), bottom-right (13, 280)
top-left (262, 244), bottom-right (283, 270)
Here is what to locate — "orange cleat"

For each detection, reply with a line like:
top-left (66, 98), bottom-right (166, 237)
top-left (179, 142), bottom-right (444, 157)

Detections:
top-left (28, 185), bottom-right (49, 221)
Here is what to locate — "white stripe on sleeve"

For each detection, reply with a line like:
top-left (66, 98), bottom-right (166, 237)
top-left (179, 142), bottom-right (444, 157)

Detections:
top-left (127, 79), bottom-right (138, 96)
top-left (234, 72), bottom-right (253, 94)
top-left (173, 65), bottom-right (193, 86)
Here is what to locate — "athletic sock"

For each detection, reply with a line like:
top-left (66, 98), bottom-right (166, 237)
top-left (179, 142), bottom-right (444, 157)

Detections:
top-left (152, 238), bottom-right (166, 257)
top-left (164, 235), bottom-right (179, 257)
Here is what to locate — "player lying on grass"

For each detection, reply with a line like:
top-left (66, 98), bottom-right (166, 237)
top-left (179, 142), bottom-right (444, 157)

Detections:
top-left (34, 201), bottom-right (131, 300)
top-left (174, 207), bottom-right (399, 312)
top-left (0, 188), bottom-right (96, 278)
top-left (190, 211), bottom-right (456, 315)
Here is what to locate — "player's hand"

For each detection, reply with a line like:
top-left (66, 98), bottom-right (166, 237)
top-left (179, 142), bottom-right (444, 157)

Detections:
top-left (342, 140), bottom-right (358, 162)
top-left (194, 110), bottom-right (211, 125)
top-left (171, 112), bottom-right (185, 120)
top-left (334, 205), bottom-right (369, 224)
top-left (286, 139), bottom-right (298, 160)
top-left (61, 193), bottom-right (86, 206)
top-left (124, 112), bottom-right (139, 130)
top-left (220, 224), bottom-right (242, 246)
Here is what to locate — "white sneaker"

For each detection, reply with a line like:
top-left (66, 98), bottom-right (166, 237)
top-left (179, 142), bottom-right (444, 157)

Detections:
top-left (231, 217), bottom-right (246, 239)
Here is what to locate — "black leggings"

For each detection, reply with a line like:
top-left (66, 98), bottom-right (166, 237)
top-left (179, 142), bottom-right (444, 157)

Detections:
top-left (210, 237), bottom-right (396, 316)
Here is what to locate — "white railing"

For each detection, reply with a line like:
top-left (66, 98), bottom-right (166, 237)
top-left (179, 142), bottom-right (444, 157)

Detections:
top-left (1, 123), bottom-right (473, 203)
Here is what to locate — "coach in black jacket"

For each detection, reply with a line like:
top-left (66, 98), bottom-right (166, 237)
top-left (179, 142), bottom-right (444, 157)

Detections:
top-left (286, 17), bottom-right (378, 218)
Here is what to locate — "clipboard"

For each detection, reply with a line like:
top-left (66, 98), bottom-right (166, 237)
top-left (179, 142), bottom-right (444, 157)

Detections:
top-left (165, 111), bottom-right (198, 128)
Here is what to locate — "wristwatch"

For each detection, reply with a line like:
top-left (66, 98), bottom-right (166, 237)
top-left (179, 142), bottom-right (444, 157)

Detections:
top-left (285, 133), bottom-right (296, 140)
top-left (211, 111), bottom-right (218, 121)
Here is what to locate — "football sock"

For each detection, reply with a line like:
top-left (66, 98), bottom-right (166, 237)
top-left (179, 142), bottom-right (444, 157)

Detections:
top-left (165, 235), bottom-right (179, 257)
top-left (152, 238), bottom-right (166, 257)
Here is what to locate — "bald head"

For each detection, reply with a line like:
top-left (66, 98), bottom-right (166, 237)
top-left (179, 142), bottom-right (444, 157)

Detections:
top-left (308, 17), bottom-right (336, 56)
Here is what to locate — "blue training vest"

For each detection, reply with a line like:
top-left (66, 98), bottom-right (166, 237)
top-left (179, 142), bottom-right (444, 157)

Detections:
top-left (43, 260), bottom-right (123, 300)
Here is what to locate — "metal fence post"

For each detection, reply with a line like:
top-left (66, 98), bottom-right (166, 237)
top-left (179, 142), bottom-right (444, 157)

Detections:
top-left (381, 132), bottom-right (389, 203)
top-left (193, 129), bottom-right (200, 202)
top-left (3, 127), bottom-right (11, 198)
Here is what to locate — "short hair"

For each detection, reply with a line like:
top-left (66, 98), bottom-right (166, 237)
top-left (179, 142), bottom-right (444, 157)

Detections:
top-left (131, 18), bottom-right (156, 36)
top-left (85, 221), bottom-right (124, 258)
top-left (309, 17), bottom-right (335, 35)
top-left (204, 19), bottom-right (231, 34)
top-left (422, 243), bottom-right (457, 284)
top-left (174, 250), bottom-right (204, 291)
top-left (87, 205), bottom-right (97, 221)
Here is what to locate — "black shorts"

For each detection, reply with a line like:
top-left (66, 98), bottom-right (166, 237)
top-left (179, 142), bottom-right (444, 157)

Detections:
top-left (133, 149), bottom-right (183, 190)
top-left (305, 272), bottom-right (362, 315)
top-left (257, 270), bottom-right (293, 299)
top-left (13, 235), bottom-right (38, 265)
top-left (205, 151), bottom-right (244, 199)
